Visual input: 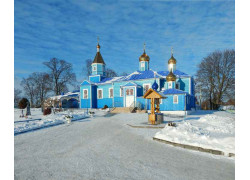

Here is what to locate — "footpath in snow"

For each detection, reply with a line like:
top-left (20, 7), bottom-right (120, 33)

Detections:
top-left (154, 110), bottom-right (235, 156)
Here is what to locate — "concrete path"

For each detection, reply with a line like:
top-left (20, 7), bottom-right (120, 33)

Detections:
top-left (15, 114), bottom-right (235, 180)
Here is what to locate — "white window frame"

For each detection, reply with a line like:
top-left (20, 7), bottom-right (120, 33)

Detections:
top-left (168, 82), bottom-right (172, 89)
top-left (143, 83), bottom-right (151, 94)
top-left (141, 61), bottom-right (145, 68)
top-left (109, 88), bottom-right (114, 98)
top-left (173, 95), bottom-right (178, 104)
top-left (120, 87), bottom-right (123, 97)
top-left (92, 66), bottom-right (97, 71)
top-left (82, 89), bottom-right (88, 99)
top-left (97, 89), bottom-right (103, 99)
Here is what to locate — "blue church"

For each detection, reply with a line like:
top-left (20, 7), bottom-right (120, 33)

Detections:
top-left (80, 41), bottom-right (196, 113)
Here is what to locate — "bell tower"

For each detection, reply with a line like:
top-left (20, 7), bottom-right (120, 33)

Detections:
top-left (89, 37), bottom-right (106, 83)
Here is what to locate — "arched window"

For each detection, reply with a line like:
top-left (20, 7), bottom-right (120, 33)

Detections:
top-left (173, 95), bottom-right (178, 104)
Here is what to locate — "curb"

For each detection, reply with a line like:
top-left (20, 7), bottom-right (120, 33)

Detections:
top-left (153, 137), bottom-right (235, 157)
top-left (127, 124), bottom-right (164, 129)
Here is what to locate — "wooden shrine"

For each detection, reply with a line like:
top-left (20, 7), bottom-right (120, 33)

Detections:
top-left (143, 88), bottom-right (166, 125)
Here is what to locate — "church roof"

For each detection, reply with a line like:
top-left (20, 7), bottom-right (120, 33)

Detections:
top-left (93, 52), bottom-right (105, 64)
top-left (162, 89), bottom-right (187, 95)
top-left (94, 69), bottom-right (191, 85)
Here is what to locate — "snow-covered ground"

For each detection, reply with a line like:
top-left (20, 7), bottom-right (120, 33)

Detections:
top-left (154, 111), bottom-right (235, 156)
top-left (15, 109), bottom-right (234, 180)
top-left (14, 108), bottom-right (88, 134)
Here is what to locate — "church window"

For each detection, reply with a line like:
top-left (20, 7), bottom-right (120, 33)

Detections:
top-left (92, 66), bottom-right (96, 71)
top-left (176, 82), bottom-right (180, 89)
top-left (120, 88), bottom-right (123, 97)
top-left (173, 95), bottom-right (178, 104)
top-left (109, 88), bottom-right (114, 98)
top-left (143, 84), bottom-right (150, 94)
top-left (129, 89), bottom-right (134, 95)
top-left (126, 89), bottom-right (129, 95)
top-left (141, 61), bottom-right (145, 68)
top-left (97, 89), bottom-right (103, 99)
top-left (168, 82), bottom-right (172, 89)
top-left (83, 89), bottom-right (88, 99)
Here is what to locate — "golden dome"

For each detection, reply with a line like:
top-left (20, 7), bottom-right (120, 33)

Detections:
top-left (166, 70), bottom-right (176, 82)
top-left (139, 51), bottom-right (150, 62)
top-left (96, 43), bottom-right (100, 48)
top-left (168, 55), bottom-right (176, 64)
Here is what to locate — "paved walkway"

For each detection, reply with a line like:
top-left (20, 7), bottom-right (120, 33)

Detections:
top-left (15, 114), bottom-right (235, 180)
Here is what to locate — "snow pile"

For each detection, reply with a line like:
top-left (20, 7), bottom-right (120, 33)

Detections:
top-left (154, 112), bottom-right (235, 156)
top-left (14, 109), bottom-right (88, 134)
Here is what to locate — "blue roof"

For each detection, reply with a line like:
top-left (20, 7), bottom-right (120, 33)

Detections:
top-left (157, 70), bottom-right (189, 77)
top-left (123, 82), bottom-right (139, 87)
top-left (162, 89), bottom-right (187, 95)
top-left (96, 69), bottom-right (190, 84)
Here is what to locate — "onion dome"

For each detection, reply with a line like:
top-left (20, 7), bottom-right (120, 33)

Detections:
top-left (168, 47), bottom-right (177, 64)
top-left (139, 42), bottom-right (150, 62)
top-left (168, 55), bottom-right (176, 64)
top-left (166, 70), bottom-right (176, 82)
top-left (152, 80), bottom-right (159, 91)
top-left (93, 37), bottom-right (105, 64)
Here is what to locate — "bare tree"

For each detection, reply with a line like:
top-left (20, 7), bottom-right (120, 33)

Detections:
top-left (106, 68), bottom-right (118, 78)
top-left (83, 59), bottom-right (92, 77)
top-left (31, 72), bottom-right (52, 107)
top-left (195, 49), bottom-right (235, 110)
top-left (120, 72), bottom-right (128, 76)
top-left (14, 88), bottom-right (22, 107)
top-left (21, 77), bottom-right (36, 107)
top-left (43, 58), bottom-right (76, 95)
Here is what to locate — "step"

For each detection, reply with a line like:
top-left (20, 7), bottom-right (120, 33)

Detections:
top-left (110, 107), bottom-right (131, 113)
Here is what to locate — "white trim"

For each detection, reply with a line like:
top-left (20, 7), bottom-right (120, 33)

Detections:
top-left (168, 82), bottom-right (172, 89)
top-left (160, 99), bottom-right (163, 104)
top-left (120, 87), bottom-right (123, 97)
top-left (143, 83), bottom-right (151, 94)
top-left (82, 89), bottom-right (88, 99)
top-left (89, 75), bottom-right (101, 82)
top-left (189, 77), bottom-right (191, 94)
top-left (97, 89), bottom-right (103, 99)
top-left (173, 95), bottom-right (178, 104)
top-left (109, 88), bottom-right (114, 98)
top-left (141, 61), bottom-right (145, 67)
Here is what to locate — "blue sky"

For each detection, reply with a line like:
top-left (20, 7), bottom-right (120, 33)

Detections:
top-left (14, 0), bottom-right (235, 88)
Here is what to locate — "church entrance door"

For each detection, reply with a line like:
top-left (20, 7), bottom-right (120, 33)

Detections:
top-left (125, 88), bottom-right (134, 107)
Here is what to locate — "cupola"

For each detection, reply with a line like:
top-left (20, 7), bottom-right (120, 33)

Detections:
top-left (152, 80), bottom-right (159, 91)
top-left (166, 70), bottom-right (176, 82)
top-left (139, 42), bottom-right (150, 71)
top-left (168, 47), bottom-right (177, 72)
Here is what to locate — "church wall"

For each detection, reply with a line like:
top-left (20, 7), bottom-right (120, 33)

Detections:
top-left (159, 94), bottom-right (185, 111)
top-left (80, 85), bottom-right (91, 108)
top-left (89, 75), bottom-right (101, 83)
